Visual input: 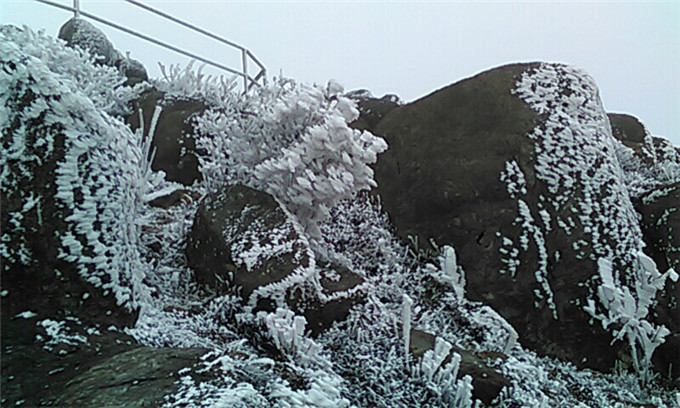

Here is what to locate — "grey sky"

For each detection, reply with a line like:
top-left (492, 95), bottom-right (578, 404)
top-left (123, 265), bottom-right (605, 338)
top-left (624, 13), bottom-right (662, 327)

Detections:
top-left (2, 1), bottom-right (678, 146)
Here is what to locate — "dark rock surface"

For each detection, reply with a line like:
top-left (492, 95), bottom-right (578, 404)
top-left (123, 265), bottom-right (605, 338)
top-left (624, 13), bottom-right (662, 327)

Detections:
top-left (56, 346), bottom-right (207, 407)
top-left (371, 63), bottom-right (637, 371)
top-left (609, 113), bottom-right (647, 146)
top-left (126, 89), bottom-right (207, 185)
top-left (186, 184), bottom-right (311, 300)
top-left (347, 90), bottom-right (401, 133)
top-left (636, 184), bottom-right (680, 381)
top-left (635, 183), bottom-right (680, 286)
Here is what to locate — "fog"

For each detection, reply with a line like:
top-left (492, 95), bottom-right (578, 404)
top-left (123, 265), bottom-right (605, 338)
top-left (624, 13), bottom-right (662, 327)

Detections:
top-left (2, 0), bottom-right (678, 145)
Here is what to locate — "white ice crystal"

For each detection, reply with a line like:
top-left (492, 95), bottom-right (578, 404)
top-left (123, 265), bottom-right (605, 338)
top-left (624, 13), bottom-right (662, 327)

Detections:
top-left (402, 294), bottom-right (414, 364)
top-left (36, 319), bottom-right (88, 352)
top-left (512, 63), bottom-right (642, 265)
top-left (426, 245), bottom-right (466, 299)
top-left (499, 160), bottom-right (527, 199)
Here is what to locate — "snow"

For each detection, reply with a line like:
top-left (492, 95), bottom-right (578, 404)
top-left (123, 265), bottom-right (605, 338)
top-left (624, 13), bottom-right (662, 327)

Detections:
top-left (14, 311), bottom-right (38, 319)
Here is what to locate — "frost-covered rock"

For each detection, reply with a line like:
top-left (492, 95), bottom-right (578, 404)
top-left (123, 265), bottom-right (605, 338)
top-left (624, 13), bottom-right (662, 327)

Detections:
top-left (186, 184), bottom-right (314, 302)
top-left (372, 62), bottom-right (674, 374)
top-left (58, 17), bottom-right (119, 65)
top-left (610, 113), bottom-right (680, 198)
top-left (634, 183), bottom-right (680, 381)
top-left (186, 184), bottom-right (364, 335)
top-left (0, 25), bottom-right (149, 325)
top-left (0, 25), bottom-right (154, 407)
top-left (126, 88), bottom-right (207, 186)
top-left (58, 17), bottom-right (148, 85)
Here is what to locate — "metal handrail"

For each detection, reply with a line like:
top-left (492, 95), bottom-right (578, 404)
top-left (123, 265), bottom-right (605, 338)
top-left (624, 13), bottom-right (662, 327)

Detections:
top-left (33, 0), bottom-right (266, 92)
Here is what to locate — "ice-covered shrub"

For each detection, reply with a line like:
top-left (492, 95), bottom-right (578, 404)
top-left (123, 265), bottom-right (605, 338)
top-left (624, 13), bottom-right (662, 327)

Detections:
top-left (157, 62), bottom-right (239, 107)
top-left (192, 77), bottom-right (387, 242)
top-left (584, 252), bottom-right (678, 380)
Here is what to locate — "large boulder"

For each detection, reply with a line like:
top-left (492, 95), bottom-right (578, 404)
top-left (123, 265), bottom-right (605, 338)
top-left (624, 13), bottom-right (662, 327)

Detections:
top-left (372, 62), bottom-right (669, 372)
top-left (635, 184), bottom-right (680, 382)
top-left (186, 185), bottom-right (364, 334)
top-left (58, 17), bottom-right (148, 85)
top-left (126, 89), bottom-right (207, 186)
top-left (186, 184), bottom-right (313, 300)
top-left (1, 24), bottom-right (144, 336)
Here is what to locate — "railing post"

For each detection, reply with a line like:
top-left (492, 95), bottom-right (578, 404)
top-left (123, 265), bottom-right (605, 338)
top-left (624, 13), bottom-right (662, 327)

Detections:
top-left (241, 48), bottom-right (248, 93)
top-left (74, 0), bottom-right (80, 18)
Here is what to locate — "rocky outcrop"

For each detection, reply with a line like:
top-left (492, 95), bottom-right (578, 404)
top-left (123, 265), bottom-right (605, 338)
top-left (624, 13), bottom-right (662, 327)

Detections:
top-left (371, 62), bottom-right (670, 372)
top-left (4, 21), bottom-right (679, 406)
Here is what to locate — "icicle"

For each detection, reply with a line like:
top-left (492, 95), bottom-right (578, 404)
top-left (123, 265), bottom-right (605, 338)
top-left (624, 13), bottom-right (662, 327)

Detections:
top-left (402, 294), bottom-right (413, 366)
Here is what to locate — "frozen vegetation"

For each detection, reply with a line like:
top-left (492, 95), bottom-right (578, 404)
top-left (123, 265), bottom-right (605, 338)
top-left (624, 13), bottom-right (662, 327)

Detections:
top-left (1, 25), bottom-right (678, 407)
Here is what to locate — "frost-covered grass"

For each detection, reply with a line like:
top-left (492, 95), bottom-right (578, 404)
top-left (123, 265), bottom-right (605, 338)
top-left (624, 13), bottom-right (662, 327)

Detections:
top-left (2, 26), bottom-right (677, 407)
